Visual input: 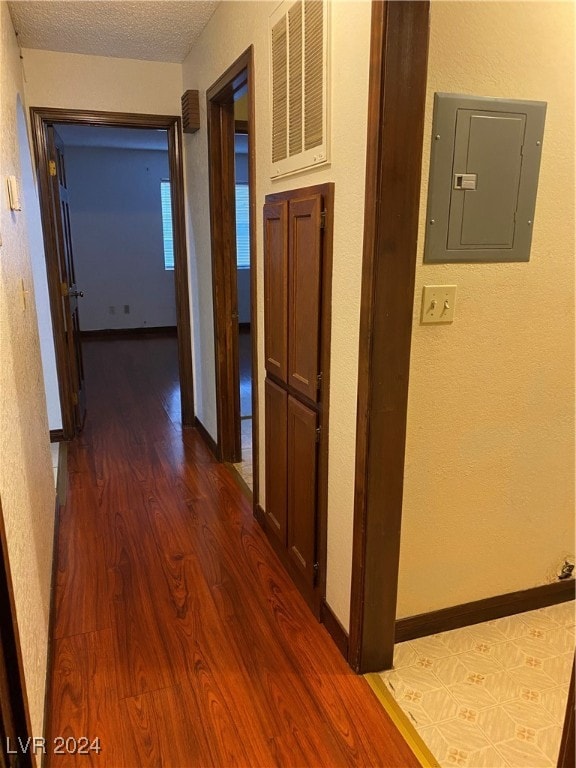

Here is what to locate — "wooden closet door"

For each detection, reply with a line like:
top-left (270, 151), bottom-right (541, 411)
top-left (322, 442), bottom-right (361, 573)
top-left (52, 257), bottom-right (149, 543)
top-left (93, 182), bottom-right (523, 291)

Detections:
top-left (264, 200), bottom-right (288, 382)
top-left (288, 194), bottom-right (322, 402)
top-left (287, 395), bottom-right (318, 586)
top-left (264, 378), bottom-right (288, 544)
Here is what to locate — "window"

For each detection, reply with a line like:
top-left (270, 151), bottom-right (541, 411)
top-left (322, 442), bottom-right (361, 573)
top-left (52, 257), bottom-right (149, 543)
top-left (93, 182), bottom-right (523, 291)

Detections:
top-left (160, 180), bottom-right (174, 270)
top-left (235, 183), bottom-right (250, 269)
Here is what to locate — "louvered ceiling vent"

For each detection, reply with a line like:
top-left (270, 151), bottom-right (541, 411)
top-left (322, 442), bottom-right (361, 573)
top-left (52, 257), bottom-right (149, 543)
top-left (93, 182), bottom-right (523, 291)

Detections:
top-left (270, 0), bottom-right (329, 178)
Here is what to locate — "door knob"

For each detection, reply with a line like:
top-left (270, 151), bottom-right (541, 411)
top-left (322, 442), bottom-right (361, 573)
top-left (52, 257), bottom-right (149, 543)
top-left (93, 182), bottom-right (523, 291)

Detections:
top-left (70, 290), bottom-right (84, 298)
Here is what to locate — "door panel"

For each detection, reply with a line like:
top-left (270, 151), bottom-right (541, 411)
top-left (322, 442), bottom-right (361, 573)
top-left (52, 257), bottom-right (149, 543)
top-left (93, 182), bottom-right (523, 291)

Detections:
top-left (48, 126), bottom-right (86, 432)
top-left (287, 396), bottom-right (318, 585)
top-left (288, 194), bottom-right (322, 401)
top-left (264, 379), bottom-right (287, 544)
top-left (264, 200), bottom-right (288, 382)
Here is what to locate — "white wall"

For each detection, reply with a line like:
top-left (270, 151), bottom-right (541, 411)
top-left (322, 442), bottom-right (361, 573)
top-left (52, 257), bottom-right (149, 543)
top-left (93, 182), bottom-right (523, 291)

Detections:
top-left (0, 2), bottom-right (56, 740)
top-left (22, 49), bottom-right (182, 115)
top-left (182, 0), bottom-right (372, 627)
top-left (65, 146), bottom-right (176, 330)
top-left (397, 1), bottom-right (575, 617)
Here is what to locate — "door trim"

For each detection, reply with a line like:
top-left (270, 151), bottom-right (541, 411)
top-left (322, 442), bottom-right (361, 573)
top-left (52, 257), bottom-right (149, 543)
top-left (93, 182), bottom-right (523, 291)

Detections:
top-left (349, 0), bottom-right (430, 673)
top-left (30, 107), bottom-right (195, 436)
top-left (207, 47), bottom-right (259, 506)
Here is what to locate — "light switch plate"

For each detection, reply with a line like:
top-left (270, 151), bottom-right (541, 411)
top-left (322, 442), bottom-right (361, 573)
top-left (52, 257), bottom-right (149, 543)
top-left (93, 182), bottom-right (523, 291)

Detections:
top-left (421, 285), bottom-right (457, 324)
top-left (7, 175), bottom-right (21, 211)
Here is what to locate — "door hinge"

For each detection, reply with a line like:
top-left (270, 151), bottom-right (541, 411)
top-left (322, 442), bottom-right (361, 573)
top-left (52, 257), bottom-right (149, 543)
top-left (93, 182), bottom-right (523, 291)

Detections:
top-left (320, 210), bottom-right (327, 229)
top-left (315, 426), bottom-right (321, 443)
top-left (313, 561), bottom-right (320, 585)
top-left (49, 160), bottom-right (57, 177)
top-left (60, 281), bottom-right (69, 297)
top-left (72, 392), bottom-right (78, 406)
top-left (316, 372), bottom-right (322, 390)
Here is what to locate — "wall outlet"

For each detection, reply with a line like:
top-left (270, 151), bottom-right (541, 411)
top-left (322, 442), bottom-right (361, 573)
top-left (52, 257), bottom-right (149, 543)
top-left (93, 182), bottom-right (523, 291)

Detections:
top-left (421, 285), bottom-right (457, 324)
top-left (109, 306), bottom-right (115, 315)
top-left (124, 304), bottom-right (130, 314)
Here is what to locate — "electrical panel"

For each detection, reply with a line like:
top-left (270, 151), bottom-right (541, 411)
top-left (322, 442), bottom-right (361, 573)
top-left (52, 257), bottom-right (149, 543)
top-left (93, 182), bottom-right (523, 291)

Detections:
top-left (424, 93), bottom-right (547, 263)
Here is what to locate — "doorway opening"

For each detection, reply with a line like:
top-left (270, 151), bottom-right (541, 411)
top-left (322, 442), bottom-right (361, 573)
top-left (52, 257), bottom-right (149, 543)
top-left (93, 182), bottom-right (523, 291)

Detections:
top-left (231, 110), bottom-right (253, 490)
top-left (207, 48), bottom-right (258, 501)
top-left (30, 109), bottom-right (193, 441)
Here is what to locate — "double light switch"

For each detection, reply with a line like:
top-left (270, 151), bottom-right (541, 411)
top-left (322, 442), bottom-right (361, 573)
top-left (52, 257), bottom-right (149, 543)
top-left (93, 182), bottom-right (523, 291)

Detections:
top-left (421, 285), bottom-right (457, 324)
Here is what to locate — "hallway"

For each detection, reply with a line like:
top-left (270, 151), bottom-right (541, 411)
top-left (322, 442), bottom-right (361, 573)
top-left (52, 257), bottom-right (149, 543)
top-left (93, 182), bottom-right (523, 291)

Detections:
top-left (47, 337), bottom-right (418, 767)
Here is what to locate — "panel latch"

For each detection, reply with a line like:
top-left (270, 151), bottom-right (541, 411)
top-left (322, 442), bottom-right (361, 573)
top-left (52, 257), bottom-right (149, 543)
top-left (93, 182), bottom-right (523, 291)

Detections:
top-left (454, 173), bottom-right (477, 190)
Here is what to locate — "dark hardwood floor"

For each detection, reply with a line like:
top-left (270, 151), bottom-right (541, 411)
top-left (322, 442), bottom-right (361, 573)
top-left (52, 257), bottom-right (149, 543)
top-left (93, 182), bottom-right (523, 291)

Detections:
top-left (47, 337), bottom-right (418, 767)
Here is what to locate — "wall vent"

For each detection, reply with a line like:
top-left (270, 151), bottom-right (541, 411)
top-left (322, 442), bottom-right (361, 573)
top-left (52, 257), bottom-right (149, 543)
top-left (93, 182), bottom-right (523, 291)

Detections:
top-left (182, 90), bottom-right (200, 134)
top-left (270, 0), bottom-right (329, 178)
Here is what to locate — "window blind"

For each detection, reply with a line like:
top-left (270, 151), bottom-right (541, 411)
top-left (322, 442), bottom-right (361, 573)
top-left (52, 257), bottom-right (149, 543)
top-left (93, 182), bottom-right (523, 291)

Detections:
top-left (235, 183), bottom-right (250, 269)
top-left (160, 180), bottom-right (174, 270)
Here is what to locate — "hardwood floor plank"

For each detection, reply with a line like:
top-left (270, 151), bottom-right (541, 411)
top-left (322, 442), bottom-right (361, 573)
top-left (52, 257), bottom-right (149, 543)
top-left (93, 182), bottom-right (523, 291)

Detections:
top-left (53, 463), bottom-right (111, 638)
top-left (120, 686), bottom-right (206, 768)
top-left (47, 338), bottom-right (419, 768)
top-left (108, 504), bottom-right (179, 699)
top-left (49, 629), bottom-right (124, 767)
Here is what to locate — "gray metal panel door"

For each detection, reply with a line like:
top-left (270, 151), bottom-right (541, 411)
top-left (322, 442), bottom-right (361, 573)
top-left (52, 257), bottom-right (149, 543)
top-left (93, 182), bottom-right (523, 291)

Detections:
top-left (424, 93), bottom-right (546, 263)
top-left (448, 111), bottom-right (525, 249)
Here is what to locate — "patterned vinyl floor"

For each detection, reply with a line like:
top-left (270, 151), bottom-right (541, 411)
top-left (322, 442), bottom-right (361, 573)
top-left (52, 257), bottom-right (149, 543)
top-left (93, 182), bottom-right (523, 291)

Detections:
top-left (378, 601), bottom-right (575, 767)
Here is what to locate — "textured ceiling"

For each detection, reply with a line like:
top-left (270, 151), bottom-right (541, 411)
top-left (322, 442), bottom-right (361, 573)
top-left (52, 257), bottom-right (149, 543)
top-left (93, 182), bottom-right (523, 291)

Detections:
top-left (8, 1), bottom-right (220, 63)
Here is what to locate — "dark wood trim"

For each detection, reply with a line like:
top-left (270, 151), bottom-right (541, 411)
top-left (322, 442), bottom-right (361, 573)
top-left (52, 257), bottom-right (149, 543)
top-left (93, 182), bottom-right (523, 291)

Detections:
top-left (558, 655), bottom-right (575, 768)
top-left (50, 429), bottom-right (65, 443)
top-left (320, 599), bottom-right (349, 661)
top-left (235, 120), bottom-right (249, 135)
top-left (207, 57), bottom-right (249, 104)
top-left (193, 416), bottom-right (218, 459)
top-left (262, 182), bottom-right (334, 618)
top-left (167, 116), bottom-right (195, 427)
top-left (207, 53), bottom-right (249, 463)
top-left (80, 326), bottom-right (177, 340)
top-left (207, 47), bottom-right (257, 481)
top-left (56, 442), bottom-right (68, 509)
top-left (254, 503), bottom-right (265, 527)
top-left (395, 581), bottom-right (575, 643)
top-left (349, 0), bottom-right (430, 673)
top-left (238, 322), bottom-right (251, 333)
top-left (30, 108), bottom-right (194, 436)
top-left (0, 498), bottom-right (33, 768)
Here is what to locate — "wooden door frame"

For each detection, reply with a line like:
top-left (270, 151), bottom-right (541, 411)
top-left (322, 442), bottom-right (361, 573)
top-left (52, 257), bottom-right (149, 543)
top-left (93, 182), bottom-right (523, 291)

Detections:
top-left (207, 47), bottom-right (259, 499)
top-left (30, 107), bottom-right (194, 438)
top-left (0, 498), bottom-right (33, 768)
top-left (349, 0), bottom-right (430, 673)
